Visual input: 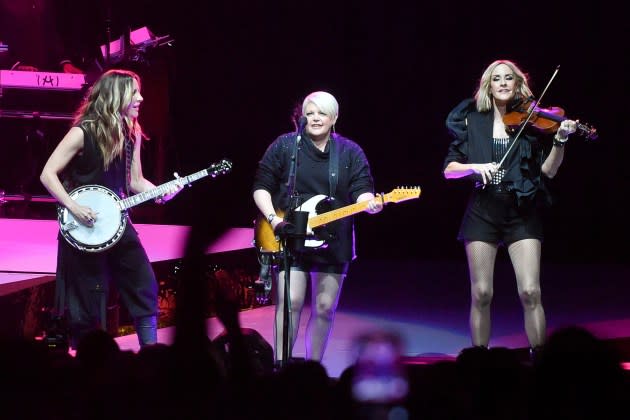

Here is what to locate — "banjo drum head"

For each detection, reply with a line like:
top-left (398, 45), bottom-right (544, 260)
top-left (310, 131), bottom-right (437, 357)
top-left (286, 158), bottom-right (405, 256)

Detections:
top-left (63, 185), bottom-right (126, 251)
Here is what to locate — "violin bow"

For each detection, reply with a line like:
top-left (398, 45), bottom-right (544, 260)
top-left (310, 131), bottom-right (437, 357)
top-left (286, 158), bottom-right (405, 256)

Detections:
top-left (497, 65), bottom-right (560, 169)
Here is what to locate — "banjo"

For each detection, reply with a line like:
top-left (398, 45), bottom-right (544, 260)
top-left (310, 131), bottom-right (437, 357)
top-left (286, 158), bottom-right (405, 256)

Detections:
top-left (58, 159), bottom-right (232, 253)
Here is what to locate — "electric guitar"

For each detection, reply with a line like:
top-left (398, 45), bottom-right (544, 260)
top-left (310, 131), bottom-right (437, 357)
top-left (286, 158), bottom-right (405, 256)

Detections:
top-left (58, 159), bottom-right (232, 253)
top-left (254, 186), bottom-right (421, 253)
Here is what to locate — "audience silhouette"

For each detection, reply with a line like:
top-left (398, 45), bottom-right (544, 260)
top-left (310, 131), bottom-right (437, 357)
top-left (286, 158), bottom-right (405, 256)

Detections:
top-left (1, 199), bottom-right (629, 420)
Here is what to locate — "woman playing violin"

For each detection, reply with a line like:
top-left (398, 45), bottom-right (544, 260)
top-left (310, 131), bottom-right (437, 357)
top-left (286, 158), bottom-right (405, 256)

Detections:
top-left (442, 59), bottom-right (577, 358)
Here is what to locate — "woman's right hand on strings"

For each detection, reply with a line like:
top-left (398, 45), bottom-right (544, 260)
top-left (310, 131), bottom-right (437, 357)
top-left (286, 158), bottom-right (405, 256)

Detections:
top-left (473, 162), bottom-right (499, 184)
top-left (71, 203), bottom-right (97, 226)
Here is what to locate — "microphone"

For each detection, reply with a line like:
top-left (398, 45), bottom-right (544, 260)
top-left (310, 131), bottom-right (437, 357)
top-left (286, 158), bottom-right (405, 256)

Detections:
top-left (296, 116), bottom-right (307, 143)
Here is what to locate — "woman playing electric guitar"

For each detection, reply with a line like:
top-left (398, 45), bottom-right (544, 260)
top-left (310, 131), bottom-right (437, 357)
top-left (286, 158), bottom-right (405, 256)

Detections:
top-left (252, 91), bottom-right (383, 368)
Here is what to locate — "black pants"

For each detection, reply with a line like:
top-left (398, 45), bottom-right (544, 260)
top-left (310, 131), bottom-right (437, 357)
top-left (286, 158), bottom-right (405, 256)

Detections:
top-left (56, 223), bottom-right (158, 346)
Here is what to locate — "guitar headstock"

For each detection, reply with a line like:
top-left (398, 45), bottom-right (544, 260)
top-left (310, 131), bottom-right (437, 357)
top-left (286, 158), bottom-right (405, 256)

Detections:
top-left (383, 186), bottom-right (422, 203)
top-left (576, 121), bottom-right (598, 141)
top-left (209, 159), bottom-right (233, 177)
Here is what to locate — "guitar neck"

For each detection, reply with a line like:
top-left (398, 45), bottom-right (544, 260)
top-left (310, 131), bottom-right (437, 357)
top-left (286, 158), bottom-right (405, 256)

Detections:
top-left (308, 200), bottom-right (371, 228)
top-left (306, 189), bottom-right (420, 228)
top-left (120, 168), bottom-right (209, 210)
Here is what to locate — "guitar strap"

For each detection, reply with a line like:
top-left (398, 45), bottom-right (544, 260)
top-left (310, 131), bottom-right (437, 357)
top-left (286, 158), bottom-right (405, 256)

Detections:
top-left (287, 134), bottom-right (339, 203)
top-left (328, 135), bottom-right (339, 198)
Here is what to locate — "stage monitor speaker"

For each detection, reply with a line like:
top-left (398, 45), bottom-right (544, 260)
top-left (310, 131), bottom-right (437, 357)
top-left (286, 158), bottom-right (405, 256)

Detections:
top-left (212, 327), bottom-right (274, 376)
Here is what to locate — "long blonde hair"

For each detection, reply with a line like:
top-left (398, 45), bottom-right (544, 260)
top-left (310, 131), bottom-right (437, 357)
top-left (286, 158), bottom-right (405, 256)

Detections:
top-left (73, 69), bottom-right (144, 169)
top-left (474, 59), bottom-right (533, 113)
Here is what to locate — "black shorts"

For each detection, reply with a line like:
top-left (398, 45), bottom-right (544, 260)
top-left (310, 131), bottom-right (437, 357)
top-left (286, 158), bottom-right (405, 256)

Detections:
top-left (277, 254), bottom-right (349, 275)
top-left (457, 186), bottom-right (543, 246)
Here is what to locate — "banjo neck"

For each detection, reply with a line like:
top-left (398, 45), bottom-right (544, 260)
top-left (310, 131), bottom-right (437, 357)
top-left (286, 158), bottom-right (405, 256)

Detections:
top-left (120, 168), bottom-right (210, 210)
top-left (58, 159), bottom-right (233, 253)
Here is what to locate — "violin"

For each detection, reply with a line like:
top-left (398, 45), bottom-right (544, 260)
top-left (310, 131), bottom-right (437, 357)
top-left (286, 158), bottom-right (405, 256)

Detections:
top-left (503, 97), bottom-right (598, 141)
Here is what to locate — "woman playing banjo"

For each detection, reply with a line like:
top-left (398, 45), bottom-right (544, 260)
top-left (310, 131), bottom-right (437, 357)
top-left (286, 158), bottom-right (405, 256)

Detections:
top-left (40, 69), bottom-right (182, 349)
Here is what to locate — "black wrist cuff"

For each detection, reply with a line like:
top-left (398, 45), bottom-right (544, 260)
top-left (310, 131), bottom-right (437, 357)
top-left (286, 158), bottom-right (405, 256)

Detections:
top-left (553, 138), bottom-right (566, 148)
top-left (553, 134), bottom-right (568, 148)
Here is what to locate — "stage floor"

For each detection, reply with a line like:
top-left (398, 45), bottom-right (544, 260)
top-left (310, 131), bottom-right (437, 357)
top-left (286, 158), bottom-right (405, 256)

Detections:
top-left (3, 219), bottom-right (628, 378)
top-left (114, 256), bottom-right (630, 379)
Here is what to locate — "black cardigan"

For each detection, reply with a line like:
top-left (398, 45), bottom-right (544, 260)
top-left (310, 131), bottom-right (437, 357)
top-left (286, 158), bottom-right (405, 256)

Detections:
top-left (253, 132), bottom-right (375, 263)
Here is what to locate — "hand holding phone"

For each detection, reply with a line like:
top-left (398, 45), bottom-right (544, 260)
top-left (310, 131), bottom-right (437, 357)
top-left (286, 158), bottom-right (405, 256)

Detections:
top-left (351, 330), bottom-right (409, 404)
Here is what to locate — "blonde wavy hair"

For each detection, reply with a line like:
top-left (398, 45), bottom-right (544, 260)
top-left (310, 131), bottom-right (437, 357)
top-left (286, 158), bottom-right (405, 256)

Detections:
top-left (474, 59), bottom-right (533, 113)
top-left (73, 69), bottom-right (145, 169)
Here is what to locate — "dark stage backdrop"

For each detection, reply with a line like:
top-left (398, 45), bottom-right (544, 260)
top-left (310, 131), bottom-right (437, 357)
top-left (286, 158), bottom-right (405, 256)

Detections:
top-left (6, 1), bottom-right (625, 265)
top-left (168, 1), bottom-right (627, 264)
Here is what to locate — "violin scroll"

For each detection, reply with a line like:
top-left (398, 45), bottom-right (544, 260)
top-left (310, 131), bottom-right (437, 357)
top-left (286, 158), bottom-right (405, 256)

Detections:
top-left (574, 120), bottom-right (598, 141)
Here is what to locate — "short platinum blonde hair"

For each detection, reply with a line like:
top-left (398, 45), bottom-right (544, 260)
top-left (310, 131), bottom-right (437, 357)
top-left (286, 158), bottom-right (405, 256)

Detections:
top-left (474, 59), bottom-right (533, 112)
top-left (302, 91), bottom-right (339, 119)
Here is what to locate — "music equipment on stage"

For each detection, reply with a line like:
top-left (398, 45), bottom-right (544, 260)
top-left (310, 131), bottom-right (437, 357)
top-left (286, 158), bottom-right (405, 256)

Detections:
top-left (100, 26), bottom-right (174, 65)
top-left (254, 186), bottom-right (421, 253)
top-left (58, 159), bottom-right (232, 253)
top-left (0, 69), bottom-right (86, 90)
top-left (0, 69), bottom-right (88, 119)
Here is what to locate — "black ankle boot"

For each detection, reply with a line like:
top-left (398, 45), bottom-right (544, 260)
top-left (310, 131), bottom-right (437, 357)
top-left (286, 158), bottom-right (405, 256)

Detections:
top-left (457, 344), bottom-right (489, 360)
top-left (134, 315), bottom-right (158, 347)
top-left (529, 345), bottom-right (543, 364)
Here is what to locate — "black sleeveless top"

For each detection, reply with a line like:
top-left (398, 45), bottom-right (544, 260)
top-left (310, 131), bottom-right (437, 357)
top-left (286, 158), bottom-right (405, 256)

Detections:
top-left (62, 125), bottom-right (128, 197)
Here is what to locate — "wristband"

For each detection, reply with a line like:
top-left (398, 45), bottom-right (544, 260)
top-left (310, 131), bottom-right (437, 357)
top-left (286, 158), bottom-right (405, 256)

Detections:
top-left (553, 135), bottom-right (568, 148)
top-left (267, 213), bottom-right (276, 224)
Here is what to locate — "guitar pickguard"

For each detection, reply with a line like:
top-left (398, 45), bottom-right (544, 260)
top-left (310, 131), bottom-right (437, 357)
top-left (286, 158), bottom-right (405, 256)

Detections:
top-left (298, 195), bottom-right (339, 247)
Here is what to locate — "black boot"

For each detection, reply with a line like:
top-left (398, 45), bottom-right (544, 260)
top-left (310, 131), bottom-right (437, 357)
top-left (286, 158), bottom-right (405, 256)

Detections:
top-left (529, 345), bottom-right (544, 365)
top-left (134, 315), bottom-right (158, 348)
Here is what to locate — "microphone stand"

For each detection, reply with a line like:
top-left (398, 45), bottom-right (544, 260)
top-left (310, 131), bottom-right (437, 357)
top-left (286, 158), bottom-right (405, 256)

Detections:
top-left (276, 121), bottom-right (308, 368)
top-left (103, 0), bottom-right (112, 68)
top-left (102, 1), bottom-right (131, 69)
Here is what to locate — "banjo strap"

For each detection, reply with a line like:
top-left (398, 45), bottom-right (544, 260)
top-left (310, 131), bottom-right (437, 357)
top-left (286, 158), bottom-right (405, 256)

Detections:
top-left (124, 136), bottom-right (132, 198)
